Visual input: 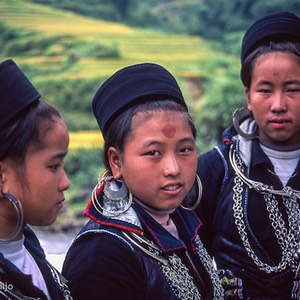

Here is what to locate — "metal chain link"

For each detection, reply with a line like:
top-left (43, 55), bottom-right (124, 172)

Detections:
top-left (230, 146), bottom-right (300, 275)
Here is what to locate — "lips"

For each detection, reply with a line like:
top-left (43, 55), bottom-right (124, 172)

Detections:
top-left (162, 184), bottom-right (181, 191)
top-left (56, 199), bottom-right (64, 208)
top-left (269, 118), bottom-right (290, 124)
top-left (268, 118), bottom-right (291, 129)
top-left (161, 182), bottom-right (183, 196)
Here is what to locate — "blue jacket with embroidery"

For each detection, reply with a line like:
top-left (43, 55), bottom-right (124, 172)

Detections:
top-left (62, 197), bottom-right (223, 300)
top-left (196, 124), bottom-right (300, 299)
top-left (0, 225), bottom-right (70, 299)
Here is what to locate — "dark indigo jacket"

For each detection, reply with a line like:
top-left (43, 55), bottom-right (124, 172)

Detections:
top-left (0, 225), bottom-right (71, 299)
top-left (197, 124), bottom-right (300, 299)
top-left (62, 198), bottom-right (223, 300)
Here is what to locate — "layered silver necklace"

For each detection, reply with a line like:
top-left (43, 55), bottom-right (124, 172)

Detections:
top-left (229, 145), bottom-right (300, 276)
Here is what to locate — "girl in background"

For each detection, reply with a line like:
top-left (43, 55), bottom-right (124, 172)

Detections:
top-left (0, 59), bottom-right (72, 299)
top-left (197, 12), bottom-right (300, 299)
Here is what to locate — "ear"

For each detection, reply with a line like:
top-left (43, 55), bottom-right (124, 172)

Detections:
top-left (0, 161), bottom-right (7, 195)
top-left (107, 147), bottom-right (123, 179)
top-left (245, 88), bottom-right (252, 111)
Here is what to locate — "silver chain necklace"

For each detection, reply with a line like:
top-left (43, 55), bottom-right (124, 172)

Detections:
top-left (123, 231), bottom-right (224, 299)
top-left (229, 145), bottom-right (300, 276)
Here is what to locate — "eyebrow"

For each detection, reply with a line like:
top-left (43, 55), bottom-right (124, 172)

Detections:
top-left (141, 137), bottom-right (195, 148)
top-left (256, 79), bottom-right (300, 86)
top-left (255, 80), bottom-right (272, 86)
top-left (284, 80), bottom-right (300, 85)
top-left (50, 151), bottom-right (68, 160)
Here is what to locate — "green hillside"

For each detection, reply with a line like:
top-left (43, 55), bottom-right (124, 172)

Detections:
top-left (0, 0), bottom-right (239, 106)
top-left (0, 0), bottom-right (243, 218)
top-left (1, 0), bottom-right (225, 78)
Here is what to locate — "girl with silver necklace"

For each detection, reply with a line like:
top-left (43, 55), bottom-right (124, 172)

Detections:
top-left (197, 11), bottom-right (300, 299)
top-left (62, 63), bottom-right (224, 300)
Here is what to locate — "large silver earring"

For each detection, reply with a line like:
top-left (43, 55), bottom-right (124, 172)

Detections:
top-left (232, 107), bottom-right (257, 140)
top-left (92, 173), bottom-right (133, 217)
top-left (180, 175), bottom-right (202, 211)
top-left (0, 193), bottom-right (24, 243)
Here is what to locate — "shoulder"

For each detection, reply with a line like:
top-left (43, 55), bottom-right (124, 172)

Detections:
top-left (197, 144), bottom-right (230, 179)
top-left (76, 226), bottom-right (136, 254)
top-left (62, 225), bottom-right (145, 300)
top-left (63, 225), bottom-right (143, 275)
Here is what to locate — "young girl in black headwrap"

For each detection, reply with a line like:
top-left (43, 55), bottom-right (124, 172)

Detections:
top-left (62, 63), bottom-right (224, 299)
top-left (0, 59), bottom-right (72, 299)
top-left (197, 12), bottom-right (300, 299)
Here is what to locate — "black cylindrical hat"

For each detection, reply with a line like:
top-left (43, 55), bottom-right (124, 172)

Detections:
top-left (92, 63), bottom-right (187, 134)
top-left (241, 12), bottom-right (300, 62)
top-left (0, 59), bottom-right (41, 128)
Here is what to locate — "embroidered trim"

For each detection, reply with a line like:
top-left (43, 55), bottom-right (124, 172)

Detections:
top-left (76, 229), bottom-right (135, 252)
top-left (123, 231), bottom-right (224, 299)
top-left (47, 264), bottom-right (73, 300)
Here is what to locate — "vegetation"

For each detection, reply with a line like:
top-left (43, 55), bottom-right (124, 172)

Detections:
top-left (2, 0), bottom-right (299, 220)
top-left (1, 0), bottom-right (241, 145)
top-left (30, 0), bottom-right (300, 55)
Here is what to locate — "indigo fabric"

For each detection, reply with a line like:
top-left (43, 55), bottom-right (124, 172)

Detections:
top-left (0, 59), bottom-right (40, 128)
top-left (241, 12), bottom-right (300, 62)
top-left (92, 63), bottom-right (186, 134)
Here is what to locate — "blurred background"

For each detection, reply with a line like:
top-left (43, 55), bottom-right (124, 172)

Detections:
top-left (2, 0), bottom-right (300, 266)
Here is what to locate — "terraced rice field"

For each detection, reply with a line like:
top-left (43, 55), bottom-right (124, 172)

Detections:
top-left (0, 0), bottom-right (217, 80)
top-left (1, 0), bottom-right (236, 149)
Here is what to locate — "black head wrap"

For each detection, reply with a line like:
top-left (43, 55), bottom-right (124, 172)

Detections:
top-left (241, 12), bottom-right (300, 63)
top-left (0, 59), bottom-right (40, 128)
top-left (92, 63), bottom-right (187, 134)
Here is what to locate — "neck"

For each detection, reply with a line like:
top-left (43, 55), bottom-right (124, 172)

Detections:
top-left (134, 199), bottom-right (179, 239)
top-left (134, 198), bottom-right (175, 217)
top-left (258, 138), bottom-right (300, 151)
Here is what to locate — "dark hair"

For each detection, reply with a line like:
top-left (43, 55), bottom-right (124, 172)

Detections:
top-left (102, 98), bottom-right (196, 171)
top-left (241, 40), bottom-right (300, 89)
top-left (0, 100), bottom-right (64, 164)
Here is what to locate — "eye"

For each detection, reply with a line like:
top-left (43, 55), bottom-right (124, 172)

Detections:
top-left (49, 164), bottom-right (60, 171)
top-left (179, 147), bottom-right (193, 154)
top-left (258, 89), bottom-right (271, 94)
top-left (49, 162), bottom-right (64, 171)
top-left (287, 88), bottom-right (300, 93)
top-left (146, 150), bottom-right (160, 156)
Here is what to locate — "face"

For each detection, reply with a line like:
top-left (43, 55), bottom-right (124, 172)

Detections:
top-left (1, 120), bottom-right (70, 226)
top-left (108, 110), bottom-right (197, 211)
top-left (246, 52), bottom-right (300, 145)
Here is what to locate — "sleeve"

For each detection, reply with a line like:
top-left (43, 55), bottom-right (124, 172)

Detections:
top-left (196, 147), bottom-right (226, 251)
top-left (62, 231), bottom-right (145, 300)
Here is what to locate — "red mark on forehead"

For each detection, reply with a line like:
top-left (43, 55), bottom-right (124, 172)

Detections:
top-left (162, 124), bottom-right (176, 138)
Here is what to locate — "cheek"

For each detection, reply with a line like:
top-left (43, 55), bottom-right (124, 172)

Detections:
top-left (4, 171), bottom-right (26, 200)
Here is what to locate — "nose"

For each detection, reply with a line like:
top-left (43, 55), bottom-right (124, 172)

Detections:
top-left (59, 170), bottom-right (71, 192)
top-left (162, 154), bottom-right (181, 177)
top-left (271, 92), bottom-right (287, 113)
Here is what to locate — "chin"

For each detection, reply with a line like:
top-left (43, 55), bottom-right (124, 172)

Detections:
top-left (33, 216), bottom-right (57, 227)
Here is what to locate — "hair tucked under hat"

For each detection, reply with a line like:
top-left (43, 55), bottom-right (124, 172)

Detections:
top-left (0, 59), bottom-right (41, 128)
top-left (92, 63), bottom-right (187, 134)
top-left (241, 11), bottom-right (300, 63)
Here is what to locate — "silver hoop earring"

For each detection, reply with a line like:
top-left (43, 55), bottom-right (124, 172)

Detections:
top-left (104, 179), bottom-right (128, 201)
top-left (232, 107), bottom-right (257, 140)
top-left (180, 175), bottom-right (202, 211)
top-left (0, 193), bottom-right (24, 243)
top-left (92, 174), bottom-right (133, 217)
